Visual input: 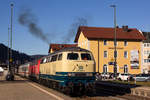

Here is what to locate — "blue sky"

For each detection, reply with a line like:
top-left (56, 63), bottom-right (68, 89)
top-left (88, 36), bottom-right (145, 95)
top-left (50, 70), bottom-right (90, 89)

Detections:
top-left (0, 0), bottom-right (150, 55)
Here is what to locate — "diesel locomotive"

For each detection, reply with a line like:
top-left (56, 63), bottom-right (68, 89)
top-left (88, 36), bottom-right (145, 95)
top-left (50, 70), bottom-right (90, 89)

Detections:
top-left (18, 47), bottom-right (96, 94)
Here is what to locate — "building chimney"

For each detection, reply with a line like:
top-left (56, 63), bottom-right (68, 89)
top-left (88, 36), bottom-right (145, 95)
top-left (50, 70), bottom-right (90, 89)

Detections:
top-left (122, 25), bottom-right (128, 32)
top-left (116, 26), bottom-right (119, 28)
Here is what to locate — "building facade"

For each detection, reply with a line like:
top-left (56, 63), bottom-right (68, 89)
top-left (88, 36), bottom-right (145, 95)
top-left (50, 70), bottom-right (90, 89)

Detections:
top-left (142, 43), bottom-right (150, 73)
top-left (141, 32), bottom-right (150, 73)
top-left (75, 26), bottom-right (145, 74)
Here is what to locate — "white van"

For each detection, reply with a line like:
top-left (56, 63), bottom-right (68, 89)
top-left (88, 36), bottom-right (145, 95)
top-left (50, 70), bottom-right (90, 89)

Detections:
top-left (0, 67), bottom-right (4, 76)
top-left (0, 67), bottom-right (4, 72)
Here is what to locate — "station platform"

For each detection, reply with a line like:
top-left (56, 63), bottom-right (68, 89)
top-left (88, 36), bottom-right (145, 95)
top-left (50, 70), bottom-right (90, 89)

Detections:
top-left (131, 86), bottom-right (150, 98)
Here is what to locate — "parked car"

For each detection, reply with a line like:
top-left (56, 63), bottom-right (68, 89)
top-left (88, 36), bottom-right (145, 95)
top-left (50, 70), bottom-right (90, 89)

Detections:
top-left (0, 67), bottom-right (4, 76)
top-left (117, 73), bottom-right (131, 81)
top-left (95, 73), bottom-right (102, 81)
top-left (134, 74), bottom-right (150, 82)
top-left (101, 72), bottom-right (110, 79)
top-left (0, 67), bottom-right (4, 72)
top-left (109, 73), bottom-right (119, 79)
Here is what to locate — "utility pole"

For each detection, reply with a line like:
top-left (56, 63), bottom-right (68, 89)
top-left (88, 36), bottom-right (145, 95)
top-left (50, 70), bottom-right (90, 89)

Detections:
top-left (7, 27), bottom-right (10, 70)
top-left (6, 3), bottom-right (14, 81)
top-left (10, 3), bottom-right (13, 64)
top-left (110, 5), bottom-right (117, 78)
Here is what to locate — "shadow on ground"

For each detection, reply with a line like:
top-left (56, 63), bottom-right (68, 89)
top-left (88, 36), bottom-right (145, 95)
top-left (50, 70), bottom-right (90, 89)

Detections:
top-left (87, 81), bottom-right (141, 97)
top-left (0, 80), bottom-right (30, 84)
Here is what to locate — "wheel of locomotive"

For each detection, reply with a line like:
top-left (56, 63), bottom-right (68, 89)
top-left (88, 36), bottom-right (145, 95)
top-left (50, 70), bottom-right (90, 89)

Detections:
top-left (40, 79), bottom-right (43, 85)
top-left (45, 79), bottom-right (48, 86)
top-left (61, 86), bottom-right (65, 93)
top-left (47, 80), bottom-right (50, 88)
top-left (52, 81), bottom-right (56, 89)
top-left (58, 84), bottom-right (63, 92)
top-left (50, 80), bottom-right (53, 88)
top-left (78, 83), bottom-right (85, 96)
top-left (67, 82), bottom-right (74, 94)
top-left (39, 78), bottom-right (42, 84)
top-left (64, 86), bottom-right (71, 95)
top-left (86, 83), bottom-right (95, 95)
top-left (44, 79), bottom-right (47, 86)
top-left (55, 82), bottom-right (59, 91)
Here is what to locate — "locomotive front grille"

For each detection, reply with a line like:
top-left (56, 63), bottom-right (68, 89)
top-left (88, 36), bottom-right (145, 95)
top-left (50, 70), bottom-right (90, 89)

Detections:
top-left (67, 72), bottom-right (93, 77)
top-left (75, 73), bottom-right (86, 77)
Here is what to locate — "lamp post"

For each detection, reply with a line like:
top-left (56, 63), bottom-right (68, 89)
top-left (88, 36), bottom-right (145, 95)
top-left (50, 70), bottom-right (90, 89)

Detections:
top-left (6, 3), bottom-right (14, 81)
top-left (110, 5), bottom-right (117, 78)
top-left (7, 27), bottom-right (10, 70)
top-left (10, 3), bottom-right (13, 64)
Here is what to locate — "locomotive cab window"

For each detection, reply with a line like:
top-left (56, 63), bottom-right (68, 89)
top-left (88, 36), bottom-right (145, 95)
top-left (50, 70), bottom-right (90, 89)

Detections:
top-left (40, 58), bottom-right (47, 64)
top-left (81, 53), bottom-right (92, 60)
top-left (43, 58), bottom-right (47, 63)
top-left (51, 55), bottom-right (58, 62)
top-left (58, 54), bottom-right (62, 61)
top-left (67, 53), bottom-right (79, 60)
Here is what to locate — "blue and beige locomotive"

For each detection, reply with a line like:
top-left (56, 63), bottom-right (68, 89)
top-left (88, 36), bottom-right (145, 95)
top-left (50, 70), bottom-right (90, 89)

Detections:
top-left (39, 47), bottom-right (96, 94)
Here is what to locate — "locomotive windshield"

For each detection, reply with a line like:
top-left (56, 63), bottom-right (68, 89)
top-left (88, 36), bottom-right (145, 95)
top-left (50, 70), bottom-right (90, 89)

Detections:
top-left (58, 54), bottom-right (62, 61)
top-left (81, 53), bottom-right (92, 60)
top-left (67, 53), bottom-right (79, 60)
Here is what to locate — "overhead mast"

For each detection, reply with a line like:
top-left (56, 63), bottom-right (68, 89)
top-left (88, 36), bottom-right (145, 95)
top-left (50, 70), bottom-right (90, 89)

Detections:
top-left (6, 3), bottom-right (14, 81)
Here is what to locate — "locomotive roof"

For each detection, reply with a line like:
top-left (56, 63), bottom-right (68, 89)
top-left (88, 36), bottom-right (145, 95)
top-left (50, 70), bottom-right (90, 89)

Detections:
top-left (38, 47), bottom-right (92, 60)
top-left (59, 47), bottom-right (90, 52)
top-left (48, 47), bottom-right (91, 55)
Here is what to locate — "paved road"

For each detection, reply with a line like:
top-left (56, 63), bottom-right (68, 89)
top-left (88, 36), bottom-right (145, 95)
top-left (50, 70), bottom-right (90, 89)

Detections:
top-left (0, 76), bottom-right (71, 100)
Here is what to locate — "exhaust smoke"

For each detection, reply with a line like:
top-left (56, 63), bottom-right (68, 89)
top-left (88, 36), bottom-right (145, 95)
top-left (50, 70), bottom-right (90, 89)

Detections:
top-left (18, 9), bottom-right (50, 44)
top-left (63, 17), bottom-right (88, 43)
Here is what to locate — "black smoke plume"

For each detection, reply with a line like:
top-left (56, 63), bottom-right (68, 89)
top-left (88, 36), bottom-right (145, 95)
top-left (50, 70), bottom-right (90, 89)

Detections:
top-left (18, 9), bottom-right (50, 44)
top-left (63, 17), bottom-right (88, 43)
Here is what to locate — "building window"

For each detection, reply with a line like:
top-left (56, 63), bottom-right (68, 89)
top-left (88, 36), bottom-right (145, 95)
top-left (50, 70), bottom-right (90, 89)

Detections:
top-left (144, 59), bottom-right (150, 63)
top-left (114, 51), bottom-right (117, 58)
top-left (114, 41), bottom-right (117, 46)
top-left (124, 51), bottom-right (128, 58)
top-left (104, 51), bottom-right (107, 58)
top-left (147, 43), bottom-right (150, 47)
top-left (84, 41), bottom-right (86, 46)
top-left (144, 59), bottom-right (147, 63)
top-left (144, 43), bottom-right (146, 47)
top-left (82, 41), bottom-right (83, 46)
top-left (124, 41), bottom-right (127, 46)
top-left (147, 50), bottom-right (150, 55)
top-left (103, 64), bottom-right (107, 73)
top-left (124, 65), bottom-right (128, 73)
top-left (144, 50), bottom-right (147, 55)
top-left (148, 59), bottom-right (150, 63)
top-left (104, 40), bottom-right (107, 45)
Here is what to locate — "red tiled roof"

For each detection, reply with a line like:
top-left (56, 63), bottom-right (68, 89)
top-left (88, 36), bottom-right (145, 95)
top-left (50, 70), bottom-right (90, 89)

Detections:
top-left (74, 26), bottom-right (146, 42)
top-left (49, 44), bottom-right (77, 53)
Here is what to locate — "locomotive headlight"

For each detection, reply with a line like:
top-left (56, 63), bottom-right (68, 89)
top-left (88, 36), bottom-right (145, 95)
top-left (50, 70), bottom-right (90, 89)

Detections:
top-left (68, 73), bottom-right (75, 76)
top-left (86, 73), bottom-right (93, 76)
top-left (68, 73), bottom-right (72, 76)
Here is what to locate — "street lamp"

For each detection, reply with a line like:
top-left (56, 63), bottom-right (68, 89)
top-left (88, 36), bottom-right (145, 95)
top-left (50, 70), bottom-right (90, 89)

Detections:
top-left (7, 27), bottom-right (10, 71)
top-left (110, 5), bottom-right (117, 78)
top-left (6, 3), bottom-right (14, 81)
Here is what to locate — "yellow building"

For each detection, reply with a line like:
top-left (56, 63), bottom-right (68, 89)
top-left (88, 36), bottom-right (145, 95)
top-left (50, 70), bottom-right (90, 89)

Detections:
top-left (74, 26), bottom-right (145, 74)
